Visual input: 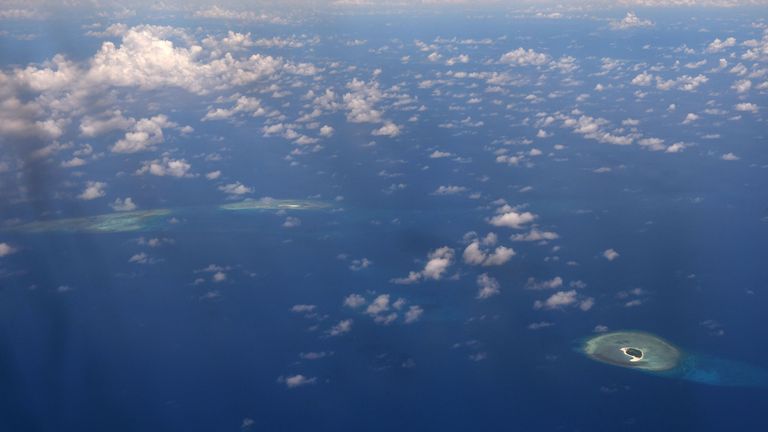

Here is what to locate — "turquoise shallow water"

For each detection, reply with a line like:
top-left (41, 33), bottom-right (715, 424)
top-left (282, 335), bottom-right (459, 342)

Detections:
top-left (675, 355), bottom-right (768, 387)
top-left (4, 199), bottom-right (334, 234)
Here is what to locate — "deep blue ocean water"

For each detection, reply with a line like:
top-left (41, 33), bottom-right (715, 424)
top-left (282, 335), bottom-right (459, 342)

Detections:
top-left (1, 5), bottom-right (768, 432)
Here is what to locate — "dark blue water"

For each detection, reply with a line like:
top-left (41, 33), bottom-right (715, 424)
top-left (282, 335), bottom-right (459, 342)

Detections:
top-left (1, 7), bottom-right (768, 432)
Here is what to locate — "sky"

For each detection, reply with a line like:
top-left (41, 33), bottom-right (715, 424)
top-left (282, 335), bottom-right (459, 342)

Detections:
top-left (0, 1), bottom-right (767, 431)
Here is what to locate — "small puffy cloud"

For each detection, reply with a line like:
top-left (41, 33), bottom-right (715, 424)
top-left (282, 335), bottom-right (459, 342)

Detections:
top-left (483, 246), bottom-right (515, 266)
top-left (528, 321), bottom-right (554, 330)
top-left (462, 242), bottom-right (486, 265)
top-left (705, 37), bottom-right (736, 53)
top-left (392, 246), bottom-right (454, 284)
top-left (280, 374), bottom-right (317, 389)
top-left (638, 137), bottom-right (666, 151)
top-left (137, 237), bottom-right (174, 248)
top-left (631, 71), bottom-right (653, 86)
top-left (499, 48), bottom-right (550, 66)
top-left (734, 102), bottom-right (758, 113)
top-left (404, 305), bottom-right (423, 324)
top-left (282, 216), bottom-right (301, 228)
top-left (476, 273), bottom-right (500, 299)
top-left (665, 142), bottom-right (688, 153)
top-left (366, 294), bottom-right (390, 316)
top-left (61, 157), bottom-right (87, 168)
top-left (219, 182), bottom-right (253, 196)
top-left (525, 276), bottom-right (563, 290)
top-left (561, 114), bottom-right (633, 145)
top-left (432, 185), bottom-right (467, 195)
top-left (349, 258), bottom-right (372, 271)
top-left (496, 155), bottom-right (523, 166)
top-left (77, 181), bottom-right (107, 200)
top-left (110, 197), bottom-right (137, 211)
top-left (371, 122), bottom-right (401, 137)
top-left (682, 113), bottom-right (699, 124)
top-left (510, 228), bottom-right (559, 242)
top-left (363, 295), bottom-right (406, 325)
top-left (319, 125), bottom-right (334, 137)
top-left (655, 74), bottom-right (708, 92)
top-left (579, 297), bottom-right (595, 311)
top-left (429, 150), bottom-right (453, 159)
top-left (618, 287), bottom-right (648, 308)
top-left (469, 352), bottom-right (487, 362)
top-left (300, 351), bottom-right (333, 360)
top-left (446, 54), bottom-right (469, 66)
top-left (533, 290), bottom-right (577, 310)
top-left (373, 313), bottom-right (399, 326)
top-left (129, 252), bottom-right (149, 264)
top-left (732, 79), bottom-right (752, 94)
top-left (422, 247), bottom-right (454, 280)
top-left (462, 241), bottom-right (515, 266)
top-left (206, 170), bottom-right (221, 180)
top-left (0, 243), bottom-right (16, 257)
top-left (610, 12), bottom-right (653, 30)
top-left (603, 248), bottom-right (620, 261)
top-left (291, 304), bottom-right (316, 313)
top-left (721, 152), bottom-right (740, 161)
top-left (343, 294), bottom-right (366, 308)
top-left (488, 207), bottom-right (536, 229)
top-left (328, 319), bottom-right (353, 336)
top-left (136, 158), bottom-right (192, 178)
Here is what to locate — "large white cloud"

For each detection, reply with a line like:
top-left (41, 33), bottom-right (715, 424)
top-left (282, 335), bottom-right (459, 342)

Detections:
top-left (86, 26), bottom-right (285, 94)
top-left (0, 24), bottom-right (316, 148)
top-left (112, 115), bottom-right (176, 153)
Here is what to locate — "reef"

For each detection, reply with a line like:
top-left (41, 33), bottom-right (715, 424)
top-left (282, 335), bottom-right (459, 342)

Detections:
top-left (583, 331), bottom-right (682, 372)
top-left (6, 209), bottom-right (172, 233)
top-left (219, 198), bottom-right (332, 211)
